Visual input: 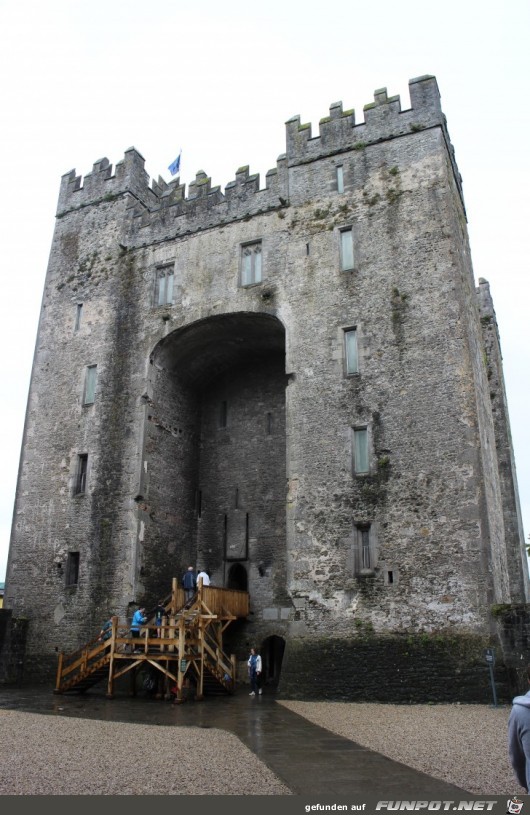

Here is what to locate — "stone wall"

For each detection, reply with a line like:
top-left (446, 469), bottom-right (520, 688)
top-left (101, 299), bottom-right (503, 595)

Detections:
top-left (278, 634), bottom-right (509, 703)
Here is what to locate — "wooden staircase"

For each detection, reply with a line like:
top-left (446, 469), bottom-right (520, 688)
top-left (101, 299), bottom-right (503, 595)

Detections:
top-left (55, 581), bottom-right (249, 700)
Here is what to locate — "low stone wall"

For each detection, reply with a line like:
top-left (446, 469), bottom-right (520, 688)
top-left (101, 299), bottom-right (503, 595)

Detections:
top-left (278, 633), bottom-right (508, 703)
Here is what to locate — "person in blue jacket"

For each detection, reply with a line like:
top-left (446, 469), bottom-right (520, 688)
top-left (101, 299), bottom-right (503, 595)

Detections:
top-left (130, 606), bottom-right (147, 648)
top-left (508, 666), bottom-right (530, 792)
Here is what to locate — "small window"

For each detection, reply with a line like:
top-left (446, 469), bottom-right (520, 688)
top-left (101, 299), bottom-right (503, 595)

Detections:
top-left (384, 567), bottom-right (398, 586)
top-left (353, 522), bottom-right (377, 577)
top-left (74, 454), bottom-right (88, 495)
top-left (353, 427), bottom-right (369, 474)
top-left (340, 228), bottom-right (354, 271)
top-left (241, 242), bottom-right (262, 286)
top-left (74, 303), bottom-right (83, 332)
top-left (83, 365), bottom-right (97, 405)
top-left (344, 329), bottom-right (359, 375)
top-left (336, 165), bottom-right (344, 194)
top-left (356, 525), bottom-right (372, 571)
top-left (155, 268), bottom-right (174, 306)
top-left (65, 552), bottom-right (80, 586)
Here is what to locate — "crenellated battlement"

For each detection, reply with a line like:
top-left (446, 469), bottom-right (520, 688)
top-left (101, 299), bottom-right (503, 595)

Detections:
top-left (56, 75), bottom-right (459, 233)
top-left (285, 75), bottom-right (443, 162)
top-left (57, 147), bottom-right (159, 215)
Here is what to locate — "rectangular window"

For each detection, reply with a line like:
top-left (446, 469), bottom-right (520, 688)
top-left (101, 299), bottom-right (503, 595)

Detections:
top-left (74, 303), bottom-right (83, 332)
top-left (360, 527), bottom-right (371, 569)
top-left (74, 454), bottom-right (88, 495)
top-left (336, 165), bottom-right (344, 193)
top-left (241, 242), bottom-right (262, 286)
top-left (354, 523), bottom-right (377, 577)
top-left (155, 268), bottom-right (174, 306)
top-left (219, 400), bottom-right (228, 429)
top-left (340, 227), bottom-right (354, 271)
top-left (353, 427), bottom-right (369, 474)
top-left (65, 552), bottom-right (80, 586)
top-left (344, 329), bottom-right (359, 375)
top-left (83, 365), bottom-right (97, 405)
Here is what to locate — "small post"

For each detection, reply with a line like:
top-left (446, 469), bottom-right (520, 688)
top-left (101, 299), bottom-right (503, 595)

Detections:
top-left (54, 652), bottom-right (64, 693)
top-left (171, 577), bottom-right (178, 615)
top-left (484, 647), bottom-right (498, 707)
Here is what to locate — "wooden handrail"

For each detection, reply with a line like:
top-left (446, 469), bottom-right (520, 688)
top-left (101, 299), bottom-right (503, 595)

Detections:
top-left (56, 585), bottom-right (247, 693)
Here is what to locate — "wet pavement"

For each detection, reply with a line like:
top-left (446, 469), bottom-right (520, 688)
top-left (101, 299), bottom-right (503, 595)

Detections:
top-left (0, 684), bottom-right (468, 796)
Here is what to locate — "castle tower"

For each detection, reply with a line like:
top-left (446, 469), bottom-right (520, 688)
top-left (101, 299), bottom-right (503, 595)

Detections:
top-left (3, 76), bottom-right (528, 699)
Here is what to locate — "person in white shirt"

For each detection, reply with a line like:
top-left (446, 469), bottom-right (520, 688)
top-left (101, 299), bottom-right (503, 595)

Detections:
top-left (197, 569), bottom-right (210, 587)
top-left (248, 647), bottom-right (262, 696)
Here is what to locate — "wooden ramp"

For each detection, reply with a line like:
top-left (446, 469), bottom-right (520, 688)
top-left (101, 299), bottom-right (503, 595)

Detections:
top-left (55, 581), bottom-right (249, 701)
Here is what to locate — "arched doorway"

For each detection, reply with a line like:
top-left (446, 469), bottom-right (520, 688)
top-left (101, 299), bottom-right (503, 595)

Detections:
top-left (144, 312), bottom-right (287, 615)
top-left (226, 563), bottom-right (248, 591)
top-left (261, 635), bottom-right (286, 688)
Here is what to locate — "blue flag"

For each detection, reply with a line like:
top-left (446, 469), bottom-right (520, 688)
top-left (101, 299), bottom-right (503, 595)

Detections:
top-left (168, 150), bottom-right (181, 176)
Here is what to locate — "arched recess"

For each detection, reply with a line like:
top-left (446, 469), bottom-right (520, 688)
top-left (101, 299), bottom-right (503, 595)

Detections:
top-left (261, 635), bottom-right (286, 687)
top-left (227, 563), bottom-right (248, 591)
top-left (142, 312), bottom-right (287, 609)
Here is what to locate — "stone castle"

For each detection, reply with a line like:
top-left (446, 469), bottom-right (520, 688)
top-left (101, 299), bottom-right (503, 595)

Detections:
top-left (2, 75), bottom-right (528, 700)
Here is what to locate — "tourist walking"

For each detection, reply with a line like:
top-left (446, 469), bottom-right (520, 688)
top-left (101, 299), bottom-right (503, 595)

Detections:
top-left (248, 647), bottom-right (262, 696)
top-left (182, 566), bottom-right (197, 602)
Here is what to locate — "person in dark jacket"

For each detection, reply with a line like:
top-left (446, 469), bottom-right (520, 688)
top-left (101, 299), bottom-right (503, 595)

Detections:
top-left (154, 600), bottom-right (166, 638)
top-left (99, 618), bottom-right (113, 642)
top-left (182, 566), bottom-right (197, 602)
top-left (508, 666), bottom-right (530, 792)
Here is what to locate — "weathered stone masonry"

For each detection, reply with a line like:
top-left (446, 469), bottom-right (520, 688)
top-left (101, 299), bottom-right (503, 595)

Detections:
top-left (3, 75), bottom-right (528, 699)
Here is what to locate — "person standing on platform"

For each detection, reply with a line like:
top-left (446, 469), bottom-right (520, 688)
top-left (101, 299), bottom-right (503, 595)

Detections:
top-left (182, 566), bottom-right (197, 603)
top-left (130, 606), bottom-right (147, 652)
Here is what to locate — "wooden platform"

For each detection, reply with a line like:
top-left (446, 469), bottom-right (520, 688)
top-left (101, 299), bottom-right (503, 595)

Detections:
top-left (55, 581), bottom-right (249, 700)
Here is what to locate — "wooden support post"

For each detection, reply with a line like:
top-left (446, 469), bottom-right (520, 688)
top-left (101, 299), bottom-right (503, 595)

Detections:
top-left (171, 577), bottom-right (178, 615)
top-left (176, 618), bottom-right (186, 702)
top-left (168, 615), bottom-right (176, 653)
top-left (54, 652), bottom-right (64, 693)
top-left (106, 616), bottom-right (118, 698)
top-left (197, 618), bottom-right (204, 700)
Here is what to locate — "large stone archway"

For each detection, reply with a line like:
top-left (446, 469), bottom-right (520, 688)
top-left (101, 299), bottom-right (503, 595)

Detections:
top-left (141, 312), bottom-right (288, 615)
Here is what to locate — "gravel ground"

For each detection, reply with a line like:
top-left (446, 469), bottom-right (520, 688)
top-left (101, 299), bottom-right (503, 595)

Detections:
top-left (0, 703), bottom-right (523, 796)
top-left (280, 701), bottom-right (524, 796)
top-left (0, 709), bottom-right (291, 795)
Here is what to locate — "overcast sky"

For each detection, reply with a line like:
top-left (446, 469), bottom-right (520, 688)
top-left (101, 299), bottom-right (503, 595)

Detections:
top-left (0, 0), bottom-right (528, 582)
